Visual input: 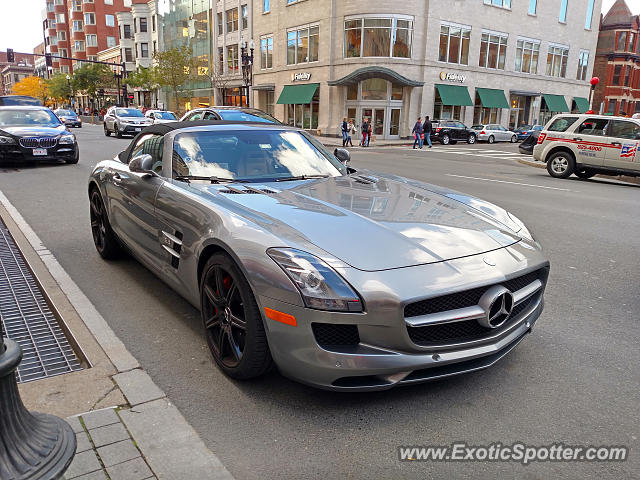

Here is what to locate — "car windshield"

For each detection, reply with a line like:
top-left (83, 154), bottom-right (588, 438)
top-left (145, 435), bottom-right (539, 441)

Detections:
top-left (216, 110), bottom-right (278, 123)
top-left (517, 125), bottom-right (532, 131)
top-left (57, 110), bottom-right (76, 117)
top-left (172, 129), bottom-right (345, 181)
top-left (116, 108), bottom-right (144, 117)
top-left (0, 109), bottom-right (61, 127)
top-left (155, 111), bottom-right (176, 120)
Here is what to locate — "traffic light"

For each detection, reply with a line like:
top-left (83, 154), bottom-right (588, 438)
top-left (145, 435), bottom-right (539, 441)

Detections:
top-left (6, 48), bottom-right (14, 63)
top-left (122, 84), bottom-right (128, 97)
top-left (45, 53), bottom-right (52, 67)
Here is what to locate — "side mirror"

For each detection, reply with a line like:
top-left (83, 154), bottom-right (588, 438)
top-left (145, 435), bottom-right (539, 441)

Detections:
top-left (129, 154), bottom-right (156, 176)
top-left (334, 147), bottom-right (351, 164)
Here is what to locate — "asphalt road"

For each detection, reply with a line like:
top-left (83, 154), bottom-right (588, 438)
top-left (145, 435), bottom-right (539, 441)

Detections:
top-left (1, 125), bottom-right (638, 479)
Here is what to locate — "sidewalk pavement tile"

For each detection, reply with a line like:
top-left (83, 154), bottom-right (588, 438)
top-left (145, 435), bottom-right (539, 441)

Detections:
top-left (64, 450), bottom-right (102, 478)
top-left (106, 457), bottom-right (153, 480)
top-left (66, 470), bottom-right (108, 480)
top-left (76, 431), bottom-right (93, 453)
top-left (96, 439), bottom-right (141, 467)
top-left (81, 408), bottom-right (120, 430)
top-left (67, 416), bottom-right (85, 434)
top-left (113, 369), bottom-right (165, 406)
top-left (89, 422), bottom-right (130, 447)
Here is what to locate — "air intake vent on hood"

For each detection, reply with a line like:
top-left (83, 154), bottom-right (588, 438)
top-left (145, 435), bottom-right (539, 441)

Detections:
top-left (351, 175), bottom-right (379, 185)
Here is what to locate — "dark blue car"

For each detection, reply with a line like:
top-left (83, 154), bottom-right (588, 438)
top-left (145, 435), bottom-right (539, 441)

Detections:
top-left (516, 124), bottom-right (543, 141)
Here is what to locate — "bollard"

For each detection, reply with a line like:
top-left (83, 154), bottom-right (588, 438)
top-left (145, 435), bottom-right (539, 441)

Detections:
top-left (0, 322), bottom-right (76, 480)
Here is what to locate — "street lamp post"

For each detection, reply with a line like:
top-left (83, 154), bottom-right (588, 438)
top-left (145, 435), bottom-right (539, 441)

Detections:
top-left (0, 323), bottom-right (76, 479)
top-left (66, 74), bottom-right (73, 109)
top-left (240, 39), bottom-right (254, 108)
top-left (587, 76), bottom-right (600, 114)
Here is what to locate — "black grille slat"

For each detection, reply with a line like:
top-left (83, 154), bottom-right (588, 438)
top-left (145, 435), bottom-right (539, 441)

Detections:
top-left (312, 323), bottom-right (359, 347)
top-left (18, 137), bottom-right (57, 149)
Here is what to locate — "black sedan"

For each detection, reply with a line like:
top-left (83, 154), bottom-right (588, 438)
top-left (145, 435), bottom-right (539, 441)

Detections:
top-left (432, 120), bottom-right (477, 145)
top-left (0, 106), bottom-right (79, 164)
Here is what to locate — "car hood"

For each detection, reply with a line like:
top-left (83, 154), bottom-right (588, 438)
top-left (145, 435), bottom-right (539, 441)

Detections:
top-left (190, 172), bottom-right (523, 271)
top-left (0, 125), bottom-right (66, 136)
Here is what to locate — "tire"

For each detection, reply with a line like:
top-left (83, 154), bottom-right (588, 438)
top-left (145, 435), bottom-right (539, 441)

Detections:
top-left (200, 253), bottom-right (273, 380)
top-left (575, 168), bottom-right (596, 179)
top-left (511, 135), bottom-right (517, 143)
top-left (546, 151), bottom-right (576, 178)
top-left (467, 134), bottom-right (476, 144)
top-left (114, 124), bottom-right (122, 138)
top-left (103, 123), bottom-right (110, 136)
top-left (488, 135), bottom-right (495, 144)
top-left (66, 149), bottom-right (79, 164)
top-left (89, 189), bottom-right (122, 260)
top-left (441, 134), bottom-right (450, 145)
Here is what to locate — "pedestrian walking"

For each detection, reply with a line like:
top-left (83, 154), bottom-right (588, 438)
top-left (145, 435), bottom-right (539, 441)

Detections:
top-left (341, 117), bottom-right (349, 147)
top-left (423, 116), bottom-right (433, 148)
top-left (347, 119), bottom-right (355, 147)
top-left (412, 117), bottom-right (424, 149)
top-left (361, 117), bottom-right (370, 147)
top-left (367, 121), bottom-right (372, 146)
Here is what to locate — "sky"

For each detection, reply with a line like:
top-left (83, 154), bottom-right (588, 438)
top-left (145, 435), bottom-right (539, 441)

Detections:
top-left (0, 0), bottom-right (639, 54)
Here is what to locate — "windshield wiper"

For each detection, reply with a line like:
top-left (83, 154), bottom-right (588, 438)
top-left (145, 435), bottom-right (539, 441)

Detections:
top-left (174, 175), bottom-right (238, 184)
top-left (275, 174), bottom-right (329, 182)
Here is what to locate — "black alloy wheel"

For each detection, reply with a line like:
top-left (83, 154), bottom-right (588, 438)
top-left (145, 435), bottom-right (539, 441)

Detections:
top-left (200, 254), bottom-right (272, 379)
top-left (441, 134), bottom-right (450, 145)
top-left (467, 134), bottom-right (476, 144)
top-left (89, 189), bottom-right (121, 259)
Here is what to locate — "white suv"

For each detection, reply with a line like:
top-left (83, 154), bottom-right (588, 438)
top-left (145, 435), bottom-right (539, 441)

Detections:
top-left (533, 114), bottom-right (640, 179)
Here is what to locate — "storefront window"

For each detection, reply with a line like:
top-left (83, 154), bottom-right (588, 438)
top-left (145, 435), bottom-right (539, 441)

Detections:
top-left (222, 87), bottom-right (246, 106)
top-left (473, 93), bottom-right (499, 124)
top-left (439, 22), bottom-right (471, 65)
top-left (361, 78), bottom-right (387, 100)
top-left (433, 88), bottom-right (462, 120)
top-left (343, 16), bottom-right (412, 58)
top-left (287, 89), bottom-right (319, 129)
top-left (479, 32), bottom-right (507, 69)
top-left (265, 91), bottom-right (274, 116)
top-left (515, 39), bottom-right (540, 74)
top-left (391, 84), bottom-right (403, 100)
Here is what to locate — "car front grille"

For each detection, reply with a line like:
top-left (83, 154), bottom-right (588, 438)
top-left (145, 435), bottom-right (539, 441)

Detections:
top-left (312, 323), bottom-right (359, 348)
top-left (18, 137), bottom-right (57, 148)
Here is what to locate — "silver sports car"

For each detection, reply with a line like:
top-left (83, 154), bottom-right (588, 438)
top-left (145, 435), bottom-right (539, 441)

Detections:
top-left (88, 121), bottom-right (549, 391)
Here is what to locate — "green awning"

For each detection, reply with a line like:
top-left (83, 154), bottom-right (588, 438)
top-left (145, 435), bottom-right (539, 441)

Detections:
top-left (435, 84), bottom-right (473, 106)
top-left (476, 88), bottom-right (510, 109)
top-left (543, 94), bottom-right (570, 112)
top-left (276, 83), bottom-right (319, 105)
top-left (573, 97), bottom-right (590, 113)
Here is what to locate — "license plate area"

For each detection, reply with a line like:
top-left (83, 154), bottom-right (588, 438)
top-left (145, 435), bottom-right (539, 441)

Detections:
top-left (33, 148), bottom-right (47, 156)
top-left (135, 128), bottom-right (141, 132)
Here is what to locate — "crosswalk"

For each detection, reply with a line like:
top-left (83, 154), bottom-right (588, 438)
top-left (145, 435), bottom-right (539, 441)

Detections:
top-left (388, 145), bottom-right (534, 161)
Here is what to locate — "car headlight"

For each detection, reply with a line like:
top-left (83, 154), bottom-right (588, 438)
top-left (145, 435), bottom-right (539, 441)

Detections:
top-left (0, 136), bottom-right (16, 144)
top-left (267, 248), bottom-right (363, 312)
top-left (59, 134), bottom-right (75, 144)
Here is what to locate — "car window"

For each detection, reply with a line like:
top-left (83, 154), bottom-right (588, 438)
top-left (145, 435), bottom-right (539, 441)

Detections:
top-left (576, 118), bottom-right (609, 136)
top-left (203, 111), bottom-right (218, 120)
top-left (116, 108), bottom-right (144, 117)
top-left (128, 134), bottom-right (164, 172)
top-left (187, 112), bottom-right (203, 121)
top-left (216, 110), bottom-right (279, 123)
top-left (0, 109), bottom-right (61, 127)
top-left (609, 120), bottom-right (640, 140)
top-left (547, 117), bottom-right (579, 132)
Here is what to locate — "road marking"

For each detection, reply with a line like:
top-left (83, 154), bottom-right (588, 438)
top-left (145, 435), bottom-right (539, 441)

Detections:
top-left (445, 174), bottom-right (575, 191)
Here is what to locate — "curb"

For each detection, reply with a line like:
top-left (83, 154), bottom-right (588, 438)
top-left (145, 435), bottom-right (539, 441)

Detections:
top-left (518, 158), bottom-right (640, 184)
top-left (0, 189), bottom-right (235, 480)
top-left (517, 158), bottom-right (546, 169)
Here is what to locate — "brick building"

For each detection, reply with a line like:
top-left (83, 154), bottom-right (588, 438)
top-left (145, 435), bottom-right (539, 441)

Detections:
top-left (42, 0), bottom-right (132, 74)
top-left (0, 51), bottom-right (36, 94)
top-left (592, 0), bottom-right (640, 115)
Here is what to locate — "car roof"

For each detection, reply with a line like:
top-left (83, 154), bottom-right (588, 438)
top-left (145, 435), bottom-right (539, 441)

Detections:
top-left (0, 105), bottom-right (51, 110)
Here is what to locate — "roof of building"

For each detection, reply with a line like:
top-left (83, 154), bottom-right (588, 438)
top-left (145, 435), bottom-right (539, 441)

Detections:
top-left (602, 0), bottom-right (638, 28)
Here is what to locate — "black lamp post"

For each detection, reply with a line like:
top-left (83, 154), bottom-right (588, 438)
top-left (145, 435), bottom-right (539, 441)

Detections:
top-left (240, 39), bottom-right (254, 108)
top-left (0, 323), bottom-right (76, 479)
top-left (66, 74), bottom-right (73, 110)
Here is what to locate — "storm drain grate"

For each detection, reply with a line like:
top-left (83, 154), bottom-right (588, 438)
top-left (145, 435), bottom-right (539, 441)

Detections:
top-left (0, 217), bottom-right (83, 383)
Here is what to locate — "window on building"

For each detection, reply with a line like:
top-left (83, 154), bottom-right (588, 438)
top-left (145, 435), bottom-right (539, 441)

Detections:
top-left (218, 47), bottom-right (224, 72)
top-left (123, 24), bottom-right (131, 39)
top-left (55, 13), bottom-right (65, 23)
top-left (87, 55), bottom-right (97, 62)
top-left (55, 0), bottom-right (64, 5)
top-left (546, 44), bottom-right (569, 77)
top-left (287, 24), bottom-right (319, 64)
top-left (84, 13), bottom-right (95, 25)
top-left (226, 8), bottom-right (238, 33)
top-left (49, 20), bottom-right (56, 29)
top-left (124, 48), bottom-right (133, 62)
top-left (51, 36), bottom-right (58, 45)
top-left (613, 64), bottom-right (622, 85)
top-left (559, 0), bottom-right (568, 23)
top-left (628, 33), bottom-right (635, 52)
top-left (60, 65), bottom-right (69, 73)
top-left (483, 0), bottom-right (511, 8)
top-left (241, 5), bottom-right (248, 29)
top-left (624, 65), bottom-right (631, 86)
top-left (261, 35), bottom-right (273, 69)
top-left (83, 0), bottom-right (94, 3)
top-left (105, 0), bottom-right (112, 4)
top-left (59, 48), bottom-right (67, 58)
top-left (227, 44), bottom-right (238, 71)
top-left (439, 22), bottom-right (471, 65)
top-left (576, 50), bottom-right (589, 80)
top-left (217, 13), bottom-right (223, 34)
top-left (264, 0), bottom-right (270, 13)
top-left (152, 15), bottom-right (156, 32)
top-left (139, 17), bottom-right (147, 32)
top-left (479, 31), bottom-right (507, 69)
top-left (86, 34), bottom-right (97, 47)
top-left (607, 99), bottom-right (617, 114)
top-left (515, 38), bottom-right (540, 73)
top-left (528, 0), bottom-right (537, 15)
top-left (107, 36), bottom-right (116, 47)
top-left (57, 31), bottom-right (66, 41)
top-left (344, 17), bottom-right (412, 58)
top-left (134, 21), bottom-right (137, 33)
top-left (473, 93), bottom-right (499, 125)
top-left (72, 20), bottom-right (83, 32)
top-left (434, 88), bottom-right (462, 120)
top-left (617, 31), bottom-right (627, 50)
top-left (286, 88), bottom-right (319, 129)
top-left (71, 0), bottom-right (81, 10)
top-left (153, 41), bottom-right (157, 54)
top-left (140, 43), bottom-right (148, 58)
top-left (47, 3), bottom-right (54, 12)
top-left (585, 0), bottom-right (595, 29)
top-left (106, 14), bottom-right (115, 27)
top-left (265, 91), bottom-right (274, 116)
top-left (74, 40), bottom-right (85, 51)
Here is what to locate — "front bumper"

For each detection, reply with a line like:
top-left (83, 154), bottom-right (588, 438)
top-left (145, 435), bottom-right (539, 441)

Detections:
top-left (0, 143), bottom-right (78, 162)
top-left (257, 244), bottom-right (549, 391)
top-left (63, 120), bottom-right (82, 128)
top-left (119, 123), bottom-right (151, 134)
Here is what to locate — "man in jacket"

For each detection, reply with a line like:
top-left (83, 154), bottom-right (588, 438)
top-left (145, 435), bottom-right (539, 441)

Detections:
top-left (412, 117), bottom-right (424, 149)
top-left (361, 117), bottom-right (370, 147)
top-left (423, 116), bottom-right (433, 148)
top-left (341, 117), bottom-right (349, 146)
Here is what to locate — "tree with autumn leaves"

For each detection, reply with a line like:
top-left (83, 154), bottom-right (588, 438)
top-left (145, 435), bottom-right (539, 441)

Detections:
top-left (11, 76), bottom-right (49, 105)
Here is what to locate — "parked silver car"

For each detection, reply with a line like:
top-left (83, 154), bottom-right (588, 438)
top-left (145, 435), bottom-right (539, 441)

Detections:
top-left (472, 124), bottom-right (518, 144)
top-left (145, 110), bottom-right (178, 124)
top-left (88, 122), bottom-right (549, 391)
top-left (103, 107), bottom-right (152, 137)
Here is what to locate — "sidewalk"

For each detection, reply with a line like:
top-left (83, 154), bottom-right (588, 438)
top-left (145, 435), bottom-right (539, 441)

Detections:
top-left (0, 191), bottom-right (234, 480)
top-left (314, 134), bottom-right (412, 148)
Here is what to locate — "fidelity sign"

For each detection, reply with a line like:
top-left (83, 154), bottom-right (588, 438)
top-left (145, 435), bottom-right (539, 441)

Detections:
top-left (439, 71), bottom-right (466, 83)
top-left (291, 72), bottom-right (311, 82)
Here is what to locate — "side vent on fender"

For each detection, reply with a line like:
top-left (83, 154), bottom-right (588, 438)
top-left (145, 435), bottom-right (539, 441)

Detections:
top-left (161, 230), bottom-right (183, 269)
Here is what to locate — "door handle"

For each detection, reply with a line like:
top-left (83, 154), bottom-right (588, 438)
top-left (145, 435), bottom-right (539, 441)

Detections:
top-left (573, 137), bottom-right (582, 141)
top-left (113, 173), bottom-right (122, 184)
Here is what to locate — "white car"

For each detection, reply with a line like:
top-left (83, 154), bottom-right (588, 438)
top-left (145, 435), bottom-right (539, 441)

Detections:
top-left (533, 113), bottom-right (640, 179)
top-left (471, 124), bottom-right (518, 144)
top-left (145, 110), bottom-right (178, 124)
top-left (103, 107), bottom-right (152, 137)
